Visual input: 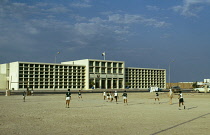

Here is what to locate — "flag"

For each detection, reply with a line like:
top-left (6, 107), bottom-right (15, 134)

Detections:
top-left (102, 52), bottom-right (105, 56)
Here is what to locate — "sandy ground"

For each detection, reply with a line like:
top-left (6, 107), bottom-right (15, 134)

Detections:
top-left (0, 92), bottom-right (210, 135)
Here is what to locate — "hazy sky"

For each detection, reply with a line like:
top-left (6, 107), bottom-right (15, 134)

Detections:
top-left (1, 0), bottom-right (210, 83)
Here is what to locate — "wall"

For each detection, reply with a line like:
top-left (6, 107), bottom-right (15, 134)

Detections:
top-left (0, 64), bottom-right (8, 90)
top-left (167, 82), bottom-right (193, 89)
top-left (9, 62), bottom-right (19, 90)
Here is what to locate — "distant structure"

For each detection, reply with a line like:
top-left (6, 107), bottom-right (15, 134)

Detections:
top-left (0, 59), bottom-right (166, 90)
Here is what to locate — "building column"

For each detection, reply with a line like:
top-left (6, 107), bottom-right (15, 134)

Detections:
top-left (117, 79), bottom-right (119, 89)
top-left (100, 79), bottom-right (102, 89)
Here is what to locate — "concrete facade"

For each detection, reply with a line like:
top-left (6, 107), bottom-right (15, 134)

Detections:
top-left (0, 59), bottom-right (166, 90)
top-left (0, 62), bottom-right (85, 90)
top-left (125, 67), bottom-right (166, 89)
top-left (62, 59), bottom-right (125, 89)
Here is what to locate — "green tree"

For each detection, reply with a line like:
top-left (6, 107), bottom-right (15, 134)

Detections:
top-left (89, 81), bottom-right (95, 88)
top-left (192, 81), bottom-right (198, 88)
top-left (125, 82), bottom-right (130, 88)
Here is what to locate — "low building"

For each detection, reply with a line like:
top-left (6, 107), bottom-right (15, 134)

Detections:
top-left (167, 82), bottom-right (194, 89)
top-left (0, 59), bottom-right (166, 90)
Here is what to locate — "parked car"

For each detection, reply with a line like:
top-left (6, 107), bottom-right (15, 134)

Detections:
top-left (171, 86), bottom-right (181, 93)
top-left (194, 85), bottom-right (210, 93)
top-left (149, 86), bottom-right (161, 92)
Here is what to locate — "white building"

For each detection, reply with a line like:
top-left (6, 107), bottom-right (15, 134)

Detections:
top-left (0, 59), bottom-right (166, 90)
top-left (62, 59), bottom-right (125, 90)
top-left (125, 67), bottom-right (166, 89)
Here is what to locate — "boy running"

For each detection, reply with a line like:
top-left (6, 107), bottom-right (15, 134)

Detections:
top-left (178, 91), bottom-right (185, 110)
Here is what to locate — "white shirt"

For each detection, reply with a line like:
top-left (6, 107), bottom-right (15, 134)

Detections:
top-left (179, 93), bottom-right (183, 98)
top-left (169, 89), bottom-right (173, 96)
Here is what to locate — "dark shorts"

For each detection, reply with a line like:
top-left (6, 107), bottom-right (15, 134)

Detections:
top-left (179, 98), bottom-right (184, 102)
top-left (114, 96), bottom-right (118, 99)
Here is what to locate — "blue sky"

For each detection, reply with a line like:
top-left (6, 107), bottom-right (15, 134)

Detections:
top-left (1, 0), bottom-right (210, 83)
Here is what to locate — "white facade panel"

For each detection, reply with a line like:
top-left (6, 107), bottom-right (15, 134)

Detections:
top-left (9, 62), bottom-right (19, 90)
top-left (0, 74), bottom-right (6, 90)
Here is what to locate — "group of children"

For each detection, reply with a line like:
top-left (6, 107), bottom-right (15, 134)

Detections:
top-left (65, 89), bottom-right (82, 108)
top-left (64, 89), bottom-right (185, 109)
top-left (65, 90), bottom-right (128, 108)
top-left (154, 89), bottom-right (185, 110)
top-left (102, 90), bottom-right (128, 105)
top-left (22, 88), bottom-right (185, 109)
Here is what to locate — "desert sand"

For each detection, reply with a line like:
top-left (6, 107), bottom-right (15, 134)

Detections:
top-left (1, 92), bottom-right (210, 135)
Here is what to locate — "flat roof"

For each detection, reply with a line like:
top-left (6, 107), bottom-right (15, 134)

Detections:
top-left (126, 67), bottom-right (166, 70)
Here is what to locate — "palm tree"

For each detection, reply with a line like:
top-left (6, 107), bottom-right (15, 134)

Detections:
top-left (125, 82), bottom-right (130, 89)
top-left (192, 81), bottom-right (198, 88)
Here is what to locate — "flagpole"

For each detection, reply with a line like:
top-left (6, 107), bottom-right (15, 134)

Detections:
top-left (104, 52), bottom-right (105, 60)
top-left (102, 52), bottom-right (106, 60)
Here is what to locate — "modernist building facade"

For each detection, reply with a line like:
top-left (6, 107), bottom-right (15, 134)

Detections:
top-left (125, 67), bottom-right (166, 89)
top-left (0, 59), bottom-right (166, 90)
top-left (62, 59), bottom-right (125, 90)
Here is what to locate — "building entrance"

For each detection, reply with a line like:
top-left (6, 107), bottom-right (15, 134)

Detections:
top-left (101, 80), bottom-right (106, 89)
top-left (107, 80), bottom-right (111, 89)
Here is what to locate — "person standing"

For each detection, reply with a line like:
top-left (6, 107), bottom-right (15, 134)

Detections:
top-left (178, 91), bottom-right (185, 110)
top-left (107, 92), bottom-right (110, 101)
top-left (114, 91), bottom-right (118, 103)
top-left (66, 89), bottom-right (71, 108)
top-left (168, 89), bottom-right (174, 105)
top-left (23, 91), bottom-right (26, 102)
top-left (78, 90), bottom-right (82, 100)
top-left (31, 88), bottom-right (34, 96)
top-left (122, 90), bottom-right (128, 105)
top-left (103, 91), bottom-right (106, 100)
top-left (110, 91), bottom-right (114, 102)
top-left (155, 92), bottom-right (160, 104)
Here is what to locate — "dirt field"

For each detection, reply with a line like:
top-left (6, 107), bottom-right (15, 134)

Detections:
top-left (1, 92), bottom-right (210, 135)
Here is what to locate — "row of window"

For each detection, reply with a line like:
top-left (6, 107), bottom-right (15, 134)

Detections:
top-left (19, 80), bottom-right (85, 83)
top-left (127, 73), bottom-right (165, 75)
top-left (126, 69), bottom-right (165, 71)
top-left (126, 74), bottom-right (165, 76)
top-left (89, 61), bottom-right (123, 68)
top-left (126, 71), bottom-right (165, 74)
top-left (20, 70), bottom-right (84, 73)
top-left (19, 73), bottom-right (85, 76)
top-left (20, 72), bottom-right (85, 75)
top-left (20, 63), bottom-right (85, 69)
top-left (19, 75), bottom-right (85, 78)
top-left (19, 85), bottom-right (85, 89)
top-left (126, 76), bottom-right (165, 80)
top-left (130, 86), bottom-right (165, 88)
top-left (130, 82), bottom-right (164, 85)
top-left (89, 67), bottom-right (123, 74)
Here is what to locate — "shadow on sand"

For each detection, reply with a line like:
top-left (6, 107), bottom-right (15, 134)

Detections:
top-left (151, 112), bottom-right (210, 135)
